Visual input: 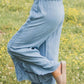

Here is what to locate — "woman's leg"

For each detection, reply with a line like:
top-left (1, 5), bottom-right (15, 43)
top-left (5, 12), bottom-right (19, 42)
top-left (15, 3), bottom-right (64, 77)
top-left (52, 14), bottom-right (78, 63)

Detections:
top-left (7, 0), bottom-right (65, 81)
top-left (7, 16), bottom-right (61, 74)
top-left (35, 19), bottom-right (64, 82)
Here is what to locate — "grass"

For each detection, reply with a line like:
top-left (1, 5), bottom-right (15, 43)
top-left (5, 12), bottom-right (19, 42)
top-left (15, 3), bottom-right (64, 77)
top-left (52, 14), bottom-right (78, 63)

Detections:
top-left (0, 0), bottom-right (84, 84)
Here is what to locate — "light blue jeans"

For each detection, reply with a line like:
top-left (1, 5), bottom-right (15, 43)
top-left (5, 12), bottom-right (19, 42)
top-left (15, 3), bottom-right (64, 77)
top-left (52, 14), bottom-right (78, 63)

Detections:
top-left (7, 0), bottom-right (65, 83)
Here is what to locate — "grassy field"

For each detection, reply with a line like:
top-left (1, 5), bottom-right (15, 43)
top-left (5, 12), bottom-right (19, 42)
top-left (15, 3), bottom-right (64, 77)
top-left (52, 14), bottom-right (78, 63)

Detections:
top-left (0, 0), bottom-right (84, 84)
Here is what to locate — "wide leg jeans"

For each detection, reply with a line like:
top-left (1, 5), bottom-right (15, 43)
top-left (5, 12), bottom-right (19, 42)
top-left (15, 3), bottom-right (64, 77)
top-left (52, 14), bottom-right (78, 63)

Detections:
top-left (7, 0), bottom-right (65, 83)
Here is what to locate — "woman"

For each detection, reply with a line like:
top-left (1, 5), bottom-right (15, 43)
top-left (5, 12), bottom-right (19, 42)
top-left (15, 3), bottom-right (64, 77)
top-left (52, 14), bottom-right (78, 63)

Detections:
top-left (7, 0), bottom-right (66, 84)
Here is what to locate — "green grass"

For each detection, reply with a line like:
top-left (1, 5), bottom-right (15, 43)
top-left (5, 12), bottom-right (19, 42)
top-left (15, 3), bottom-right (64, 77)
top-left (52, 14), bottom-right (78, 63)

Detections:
top-left (0, 0), bottom-right (84, 84)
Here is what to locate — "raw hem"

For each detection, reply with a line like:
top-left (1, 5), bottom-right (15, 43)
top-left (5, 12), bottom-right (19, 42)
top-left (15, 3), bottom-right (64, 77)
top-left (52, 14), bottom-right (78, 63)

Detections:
top-left (16, 61), bottom-right (61, 82)
top-left (36, 61), bottom-right (61, 75)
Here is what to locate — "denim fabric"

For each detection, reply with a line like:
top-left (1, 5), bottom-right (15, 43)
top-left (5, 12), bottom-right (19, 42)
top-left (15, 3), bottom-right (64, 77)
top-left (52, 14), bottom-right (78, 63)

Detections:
top-left (7, 0), bottom-right (65, 83)
top-left (31, 75), bottom-right (56, 84)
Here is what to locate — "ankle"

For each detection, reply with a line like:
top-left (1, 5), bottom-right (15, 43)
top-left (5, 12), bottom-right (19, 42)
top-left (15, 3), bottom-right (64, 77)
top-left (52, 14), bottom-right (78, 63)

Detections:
top-left (52, 63), bottom-right (62, 78)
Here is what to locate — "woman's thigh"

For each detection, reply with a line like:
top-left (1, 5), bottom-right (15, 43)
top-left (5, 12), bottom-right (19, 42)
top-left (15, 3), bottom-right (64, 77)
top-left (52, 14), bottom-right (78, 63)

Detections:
top-left (7, 0), bottom-right (65, 49)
